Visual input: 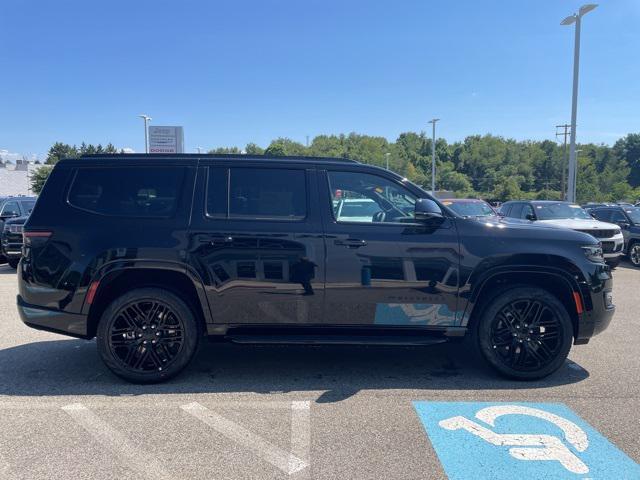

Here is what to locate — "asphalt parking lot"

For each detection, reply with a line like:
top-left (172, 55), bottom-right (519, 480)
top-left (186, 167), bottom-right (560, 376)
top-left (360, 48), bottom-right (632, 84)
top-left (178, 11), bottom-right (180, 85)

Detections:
top-left (0, 262), bottom-right (638, 479)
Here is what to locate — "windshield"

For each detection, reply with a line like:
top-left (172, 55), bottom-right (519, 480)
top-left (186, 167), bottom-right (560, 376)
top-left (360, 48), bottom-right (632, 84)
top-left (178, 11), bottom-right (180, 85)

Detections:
top-left (625, 208), bottom-right (640, 224)
top-left (445, 201), bottom-right (496, 217)
top-left (535, 203), bottom-right (592, 220)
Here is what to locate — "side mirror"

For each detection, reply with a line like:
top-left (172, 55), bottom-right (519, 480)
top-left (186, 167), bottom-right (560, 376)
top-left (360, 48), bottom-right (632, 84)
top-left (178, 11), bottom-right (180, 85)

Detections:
top-left (525, 213), bottom-right (536, 221)
top-left (619, 222), bottom-right (630, 230)
top-left (414, 198), bottom-right (443, 222)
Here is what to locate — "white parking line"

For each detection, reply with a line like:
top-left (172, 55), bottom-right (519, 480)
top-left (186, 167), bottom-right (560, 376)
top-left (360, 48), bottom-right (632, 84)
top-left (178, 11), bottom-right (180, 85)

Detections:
top-left (61, 403), bottom-right (173, 480)
top-left (181, 401), bottom-right (309, 475)
top-left (290, 401), bottom-right (311, 477)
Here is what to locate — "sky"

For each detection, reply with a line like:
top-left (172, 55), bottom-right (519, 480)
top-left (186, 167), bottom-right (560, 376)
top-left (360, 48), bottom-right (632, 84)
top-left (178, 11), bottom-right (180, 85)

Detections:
top-left (1, 0), bottom-right (638, 160)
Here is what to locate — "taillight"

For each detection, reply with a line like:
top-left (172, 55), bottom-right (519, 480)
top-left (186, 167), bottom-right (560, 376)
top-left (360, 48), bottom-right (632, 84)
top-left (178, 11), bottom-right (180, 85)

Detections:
top-left (23, 231), bottom-right (52, 247)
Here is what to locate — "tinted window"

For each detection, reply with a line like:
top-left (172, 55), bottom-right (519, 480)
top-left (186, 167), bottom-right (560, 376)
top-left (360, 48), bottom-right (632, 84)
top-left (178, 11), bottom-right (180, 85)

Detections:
top-left (327, 171), bottom-right (416, 224)
top-left (21, 200), bottom-right (36, 214)
top-left (522, 204), bottom-right (535, 220)
top-left (68, 167), bottom-right (184, 217)
top-left (206, 167), bottom-right (228, 217)
top-left (509, 203), bottom-right (524, 218)
top-left (589, 209), bottom-right (611, 222)
top-left (1, 201), bottom-right (20, 217)
top-left (229, 168), bottom-right (306, 220)
top-left (609, 210), bottom-right (628, 223)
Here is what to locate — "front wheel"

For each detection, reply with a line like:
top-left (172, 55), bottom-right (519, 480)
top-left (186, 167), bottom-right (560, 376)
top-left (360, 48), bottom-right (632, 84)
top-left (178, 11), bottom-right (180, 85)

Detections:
top-left (475, 287), bottom-right (573, 380)
top-left (96, 288), bottom-right (200, 383)
top-left (628, 241), bottom-right (640, 267)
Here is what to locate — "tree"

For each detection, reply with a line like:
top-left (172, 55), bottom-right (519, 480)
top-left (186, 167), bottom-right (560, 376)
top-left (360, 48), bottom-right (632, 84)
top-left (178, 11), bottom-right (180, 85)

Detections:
top-left (613, 134), bottom-right (640, 187)
top-left (245, 143), bottom-right (264, 155)
top-left (30, 165), bottom-right (54, 194)
top-left (46, 142), bottom-right (78, 164)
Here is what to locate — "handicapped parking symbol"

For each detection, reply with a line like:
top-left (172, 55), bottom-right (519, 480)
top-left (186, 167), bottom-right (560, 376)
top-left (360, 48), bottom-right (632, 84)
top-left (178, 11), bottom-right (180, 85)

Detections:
top-left (413, 402), bottom-right (640, 480)
top-left (439, 405), bottom-right (589, 474)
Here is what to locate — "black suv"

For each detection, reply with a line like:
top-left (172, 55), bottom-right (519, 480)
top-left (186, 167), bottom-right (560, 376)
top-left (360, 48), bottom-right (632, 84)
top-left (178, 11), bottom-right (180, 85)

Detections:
top-left (18, 155), bottom-right (614, 383)
top-left (1, 215), bottom-right (29, 268)
top-left (586, 205), bottom-right (640, 267)
top-left (0, 196), bottom-right (36, 264)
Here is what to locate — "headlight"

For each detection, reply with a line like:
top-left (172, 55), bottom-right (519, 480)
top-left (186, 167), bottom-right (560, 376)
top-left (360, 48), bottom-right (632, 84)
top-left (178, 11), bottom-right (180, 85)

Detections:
top-left (582, 244), bottom-right (604, 262)
top-left (614, 228), bottom-right (621, 235)
top-left (2, 224), bottom-right (9, 233)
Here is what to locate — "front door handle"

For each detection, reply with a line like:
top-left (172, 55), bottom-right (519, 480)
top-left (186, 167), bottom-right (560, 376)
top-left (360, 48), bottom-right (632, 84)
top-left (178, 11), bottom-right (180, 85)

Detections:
top-left (198, 235), bottom-right (233, 245)
top-left (334, 238), bottom-right (367, 248)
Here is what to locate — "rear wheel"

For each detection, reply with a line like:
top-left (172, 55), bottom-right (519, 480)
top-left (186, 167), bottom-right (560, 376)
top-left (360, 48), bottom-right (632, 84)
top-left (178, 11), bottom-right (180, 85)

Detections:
top-left (628, 241), bottom-right (640, 267)
top-left (7, 258), bottom-right (19, 269)
top-left (96, 288), bottom-right (200, 383)
top-left (475, 287), bottom-right (573, 380)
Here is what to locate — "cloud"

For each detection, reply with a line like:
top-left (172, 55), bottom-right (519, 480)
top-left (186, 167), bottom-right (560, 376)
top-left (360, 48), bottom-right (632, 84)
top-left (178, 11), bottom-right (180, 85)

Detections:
top-left (121, 147), bottom-right (135, 153)
top-left (0, 149), bottom-right (22, 162)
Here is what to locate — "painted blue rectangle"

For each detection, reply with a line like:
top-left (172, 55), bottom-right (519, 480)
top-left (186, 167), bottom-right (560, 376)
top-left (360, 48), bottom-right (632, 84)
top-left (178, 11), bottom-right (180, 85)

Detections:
top-left (374, 303), bottom-right (456, 326)
top-left (413, 401), bottom-right (640, 480)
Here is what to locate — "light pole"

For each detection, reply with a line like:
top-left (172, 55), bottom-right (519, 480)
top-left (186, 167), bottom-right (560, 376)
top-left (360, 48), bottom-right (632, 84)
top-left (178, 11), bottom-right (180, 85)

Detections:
top-left (561, 4), bottom-right (598, 203)
top-left (138, 114), bottom-right (152, 153)
top-left (428, 118), bottom-right (440, 194)
top-left (385, 152), bottom-right (390, 170)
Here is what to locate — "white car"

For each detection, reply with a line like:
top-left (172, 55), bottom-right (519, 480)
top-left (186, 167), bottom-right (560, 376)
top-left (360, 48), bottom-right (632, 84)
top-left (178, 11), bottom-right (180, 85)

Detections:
top-left (500, 201), bottom-right (624, 267)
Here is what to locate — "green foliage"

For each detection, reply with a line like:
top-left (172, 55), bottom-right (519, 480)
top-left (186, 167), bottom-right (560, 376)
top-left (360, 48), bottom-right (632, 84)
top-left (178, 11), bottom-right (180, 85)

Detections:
top-left (41, 133), bottom-right (640, 204)
top-left (30, 165), bottom-right (54, 194)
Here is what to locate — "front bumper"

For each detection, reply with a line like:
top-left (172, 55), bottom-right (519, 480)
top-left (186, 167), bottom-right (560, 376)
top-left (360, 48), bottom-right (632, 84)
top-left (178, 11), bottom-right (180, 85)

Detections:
top-left (601, 234), bottom-right (624, 259)
top-left (575, 274), bottom-right (615, 344)
top-left (17, 295), bottom-right (89, 338)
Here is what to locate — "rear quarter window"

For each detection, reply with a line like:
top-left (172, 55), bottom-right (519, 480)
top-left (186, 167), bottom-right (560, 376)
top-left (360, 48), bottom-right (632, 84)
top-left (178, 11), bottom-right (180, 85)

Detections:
top-left (67, 166), bottom-right (185, 217)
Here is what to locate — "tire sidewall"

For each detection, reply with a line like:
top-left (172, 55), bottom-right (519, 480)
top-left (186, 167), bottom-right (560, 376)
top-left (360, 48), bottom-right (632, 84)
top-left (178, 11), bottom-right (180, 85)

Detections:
top-left (96, 288), bottom-right (200, 384)
top-left (629, 241), bottom-right (640, 267)
top-left (476, 287), bottom-right (573, 380)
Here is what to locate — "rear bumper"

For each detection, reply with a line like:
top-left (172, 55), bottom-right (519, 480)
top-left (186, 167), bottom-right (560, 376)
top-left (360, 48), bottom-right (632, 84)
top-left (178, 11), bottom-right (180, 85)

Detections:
top-left (17, 295), bottom-right (89, 339)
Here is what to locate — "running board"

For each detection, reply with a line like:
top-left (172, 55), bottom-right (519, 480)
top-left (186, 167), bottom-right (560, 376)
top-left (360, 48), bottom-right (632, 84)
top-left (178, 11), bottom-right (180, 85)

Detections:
top-left (226, 334), bottom-right (449, 346)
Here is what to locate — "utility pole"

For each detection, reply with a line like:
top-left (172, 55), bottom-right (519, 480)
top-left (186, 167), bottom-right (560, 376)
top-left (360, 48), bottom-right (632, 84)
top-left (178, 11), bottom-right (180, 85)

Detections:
top-left (385, 152), bottom-right (391, 170)
top-left (561, 4), bottom-right (598, 203)
top-left (138, 114), bottom-right (152, 153)
top-left (556, 124), bottom-right (571, 200)
top-left (306, 135), bottom-right (309, 148)
top-left (428, 118), bottom-right (440, 194)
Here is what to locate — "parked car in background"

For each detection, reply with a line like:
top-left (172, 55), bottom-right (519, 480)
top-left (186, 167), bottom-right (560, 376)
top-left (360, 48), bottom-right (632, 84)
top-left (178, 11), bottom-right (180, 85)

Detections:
top-left (441, 198), bottom-right (497, 219)
top-left (1, 216), bottom-right (27, 268)
top-left (500, 200), bottom-right (624, 268)
top-left (585, 205), bottom-right (640, 267)
top-left (0, 196), bottom-right (36, 265)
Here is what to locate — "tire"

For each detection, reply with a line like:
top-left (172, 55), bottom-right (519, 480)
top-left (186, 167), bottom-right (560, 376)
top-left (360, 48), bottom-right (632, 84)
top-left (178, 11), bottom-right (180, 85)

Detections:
top-left (628, 241), bottom-right (640, 267)
top-left (475, 286), bottom-right (573, 380)
top-left (96, 288), bottom-right (200, 383)
top-left (7, 258), bottom-right (19, 269)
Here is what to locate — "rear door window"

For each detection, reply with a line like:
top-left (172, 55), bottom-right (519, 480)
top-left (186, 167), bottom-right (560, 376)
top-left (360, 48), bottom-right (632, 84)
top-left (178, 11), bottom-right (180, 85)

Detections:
top-left (68, 167), bottom-right (185, 217)
top-left (509, 203), bottom-right (524, 218)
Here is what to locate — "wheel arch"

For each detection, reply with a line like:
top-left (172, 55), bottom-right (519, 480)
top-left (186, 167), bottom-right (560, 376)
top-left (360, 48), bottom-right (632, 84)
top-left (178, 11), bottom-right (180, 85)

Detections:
top-left (84, 263), bottom-right (212, 339)
top-left (463, 265), bottom-right (586, 340)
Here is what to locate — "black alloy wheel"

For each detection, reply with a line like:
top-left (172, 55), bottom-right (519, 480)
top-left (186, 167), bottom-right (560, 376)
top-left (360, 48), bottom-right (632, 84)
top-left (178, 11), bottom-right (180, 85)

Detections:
top-left (476, 287), bottom-right (573, 380)
top-left (97, 288), bottom-right (199, 383)
top-left (629, 242), bottom-right (640, 267)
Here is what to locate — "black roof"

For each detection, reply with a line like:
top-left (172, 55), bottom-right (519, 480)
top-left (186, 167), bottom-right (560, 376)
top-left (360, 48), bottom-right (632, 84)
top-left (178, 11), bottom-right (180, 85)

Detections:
top-left (59, 153), bottom-right (358, 166)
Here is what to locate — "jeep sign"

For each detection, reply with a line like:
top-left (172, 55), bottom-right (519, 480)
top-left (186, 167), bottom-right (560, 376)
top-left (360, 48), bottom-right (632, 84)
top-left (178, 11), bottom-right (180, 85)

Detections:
top-left (148, 126), bottom-right (184, 154)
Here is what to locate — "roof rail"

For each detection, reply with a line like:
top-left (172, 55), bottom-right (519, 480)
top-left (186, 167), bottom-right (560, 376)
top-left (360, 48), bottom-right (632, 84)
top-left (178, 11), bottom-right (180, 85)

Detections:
top-left (77, 153), bottom-right (358, 163)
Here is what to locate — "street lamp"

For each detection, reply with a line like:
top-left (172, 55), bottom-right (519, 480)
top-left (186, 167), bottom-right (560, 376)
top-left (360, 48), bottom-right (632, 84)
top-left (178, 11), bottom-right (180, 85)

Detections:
top-left (428, 118), bottom-right (440, 194)
top-left (385, 152), bottom-right (391, 170)
top-left (138, 114), bottom-right (152, 153)
top-left (561, 4), bottom-right (598, 203)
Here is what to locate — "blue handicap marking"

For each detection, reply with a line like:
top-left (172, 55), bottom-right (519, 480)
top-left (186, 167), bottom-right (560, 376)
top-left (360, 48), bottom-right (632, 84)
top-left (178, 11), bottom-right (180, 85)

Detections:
top-left (413, 401), bottom-right (640, 480)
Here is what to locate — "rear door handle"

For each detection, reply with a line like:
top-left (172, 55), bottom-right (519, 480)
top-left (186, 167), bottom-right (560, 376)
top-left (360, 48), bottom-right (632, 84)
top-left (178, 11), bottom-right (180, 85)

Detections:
top-left (334, 238), bottom-right (367, 248)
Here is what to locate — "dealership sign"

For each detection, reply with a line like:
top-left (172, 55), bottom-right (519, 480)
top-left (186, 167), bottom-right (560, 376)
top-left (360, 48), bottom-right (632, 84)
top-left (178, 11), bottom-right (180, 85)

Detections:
top-left (148, 126), bottom-right (184, 153)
